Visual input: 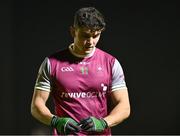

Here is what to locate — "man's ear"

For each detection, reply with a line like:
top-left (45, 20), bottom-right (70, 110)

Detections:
top-left (70, 26), bottom-right (75, 38)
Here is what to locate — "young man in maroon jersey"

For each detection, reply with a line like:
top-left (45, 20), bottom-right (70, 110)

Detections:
top-left (31, 7), bottom-right (130, 135)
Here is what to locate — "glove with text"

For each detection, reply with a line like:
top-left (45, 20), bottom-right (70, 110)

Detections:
top-left (80, 116), bottom-right (108, 132)
top-left (51, 115), bottom-right (80, 135)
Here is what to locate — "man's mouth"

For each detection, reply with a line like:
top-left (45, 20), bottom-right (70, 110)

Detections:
top-left (85, 46), bottom-right (94, 49)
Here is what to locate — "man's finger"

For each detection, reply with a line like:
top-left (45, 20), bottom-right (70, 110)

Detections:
top-left (83, 122), bottom-right (94, 130)
top-left (81, 118), bottom-right (93, 129)
top-left (66, 123), bottom-right (80, 132)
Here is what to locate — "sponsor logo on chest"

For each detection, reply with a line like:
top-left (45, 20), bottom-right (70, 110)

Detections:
top-left (61, 67), bottom-right (74, 72)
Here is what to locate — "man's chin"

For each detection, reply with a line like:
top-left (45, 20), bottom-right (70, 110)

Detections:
top-left (84, 50), bottom-right (93, 55)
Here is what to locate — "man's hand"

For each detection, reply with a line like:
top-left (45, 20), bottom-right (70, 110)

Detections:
top-left (80, 116), bottom-right (108, 132)
top-left (51, 116), bottom-right (80, 135)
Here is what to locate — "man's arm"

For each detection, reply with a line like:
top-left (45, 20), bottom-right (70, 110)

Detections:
top-left (103, 88), bottom-right (130, 127)
top-left (31, 89), bottom-right (53, 125)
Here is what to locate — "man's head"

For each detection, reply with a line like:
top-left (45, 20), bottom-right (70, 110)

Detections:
top-left (74, 7), bottom-right (106, 31)
top-left (70, 7), bottom-right (106, 56)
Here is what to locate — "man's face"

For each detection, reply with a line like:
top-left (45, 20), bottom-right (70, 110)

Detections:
top-left (72, 27), bottom-right (102, 55)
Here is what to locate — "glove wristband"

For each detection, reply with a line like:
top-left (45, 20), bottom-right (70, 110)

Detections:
top-left (51, 115), bottom-right (59, 128)
top-left (101, 118), bottom-right (108, 128)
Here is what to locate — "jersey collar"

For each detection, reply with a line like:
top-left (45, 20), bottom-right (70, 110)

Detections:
top-left (69, 43), bottom-right (96, 58)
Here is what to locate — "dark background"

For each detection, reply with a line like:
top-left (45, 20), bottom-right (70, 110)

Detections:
top-left (1, 0), bottom-right (179, 135)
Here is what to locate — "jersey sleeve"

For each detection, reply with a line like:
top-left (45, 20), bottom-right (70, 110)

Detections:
top-left (34, 57), bottom-right (51, 92)
top-left (111, 58), bottom-right (127, 91)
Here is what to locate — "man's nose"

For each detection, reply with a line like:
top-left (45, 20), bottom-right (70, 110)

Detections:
top-left (87, 37), bottom-right (93, 44)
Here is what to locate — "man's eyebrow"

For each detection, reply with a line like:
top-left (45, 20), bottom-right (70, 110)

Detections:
top-left (81, 32), bottom-right (90, 35)
top-left (82, 32), bottom-right (101, 36)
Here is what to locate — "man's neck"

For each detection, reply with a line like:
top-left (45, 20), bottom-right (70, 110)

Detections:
top-left (69, 43), bottom-right (96, 58)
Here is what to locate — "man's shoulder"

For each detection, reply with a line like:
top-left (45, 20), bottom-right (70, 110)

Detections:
top-left (96, 48), bottom-right (115, 59)
top-left (47, 47), bottom-right (80, 64)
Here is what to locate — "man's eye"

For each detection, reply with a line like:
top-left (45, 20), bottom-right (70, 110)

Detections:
top-left (81, 34), bottom-right (99, 39)
top-left (83, 35), bottom-right (90, 38)
top-left (93, 35), bottom-right (99, 38)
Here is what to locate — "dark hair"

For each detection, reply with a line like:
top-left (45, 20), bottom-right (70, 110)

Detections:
top-left (74, 7), bottom-right (106, 31)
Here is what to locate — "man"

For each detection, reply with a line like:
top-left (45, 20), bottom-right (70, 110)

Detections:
top-left (31, 7), bottom-right (130, 135)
